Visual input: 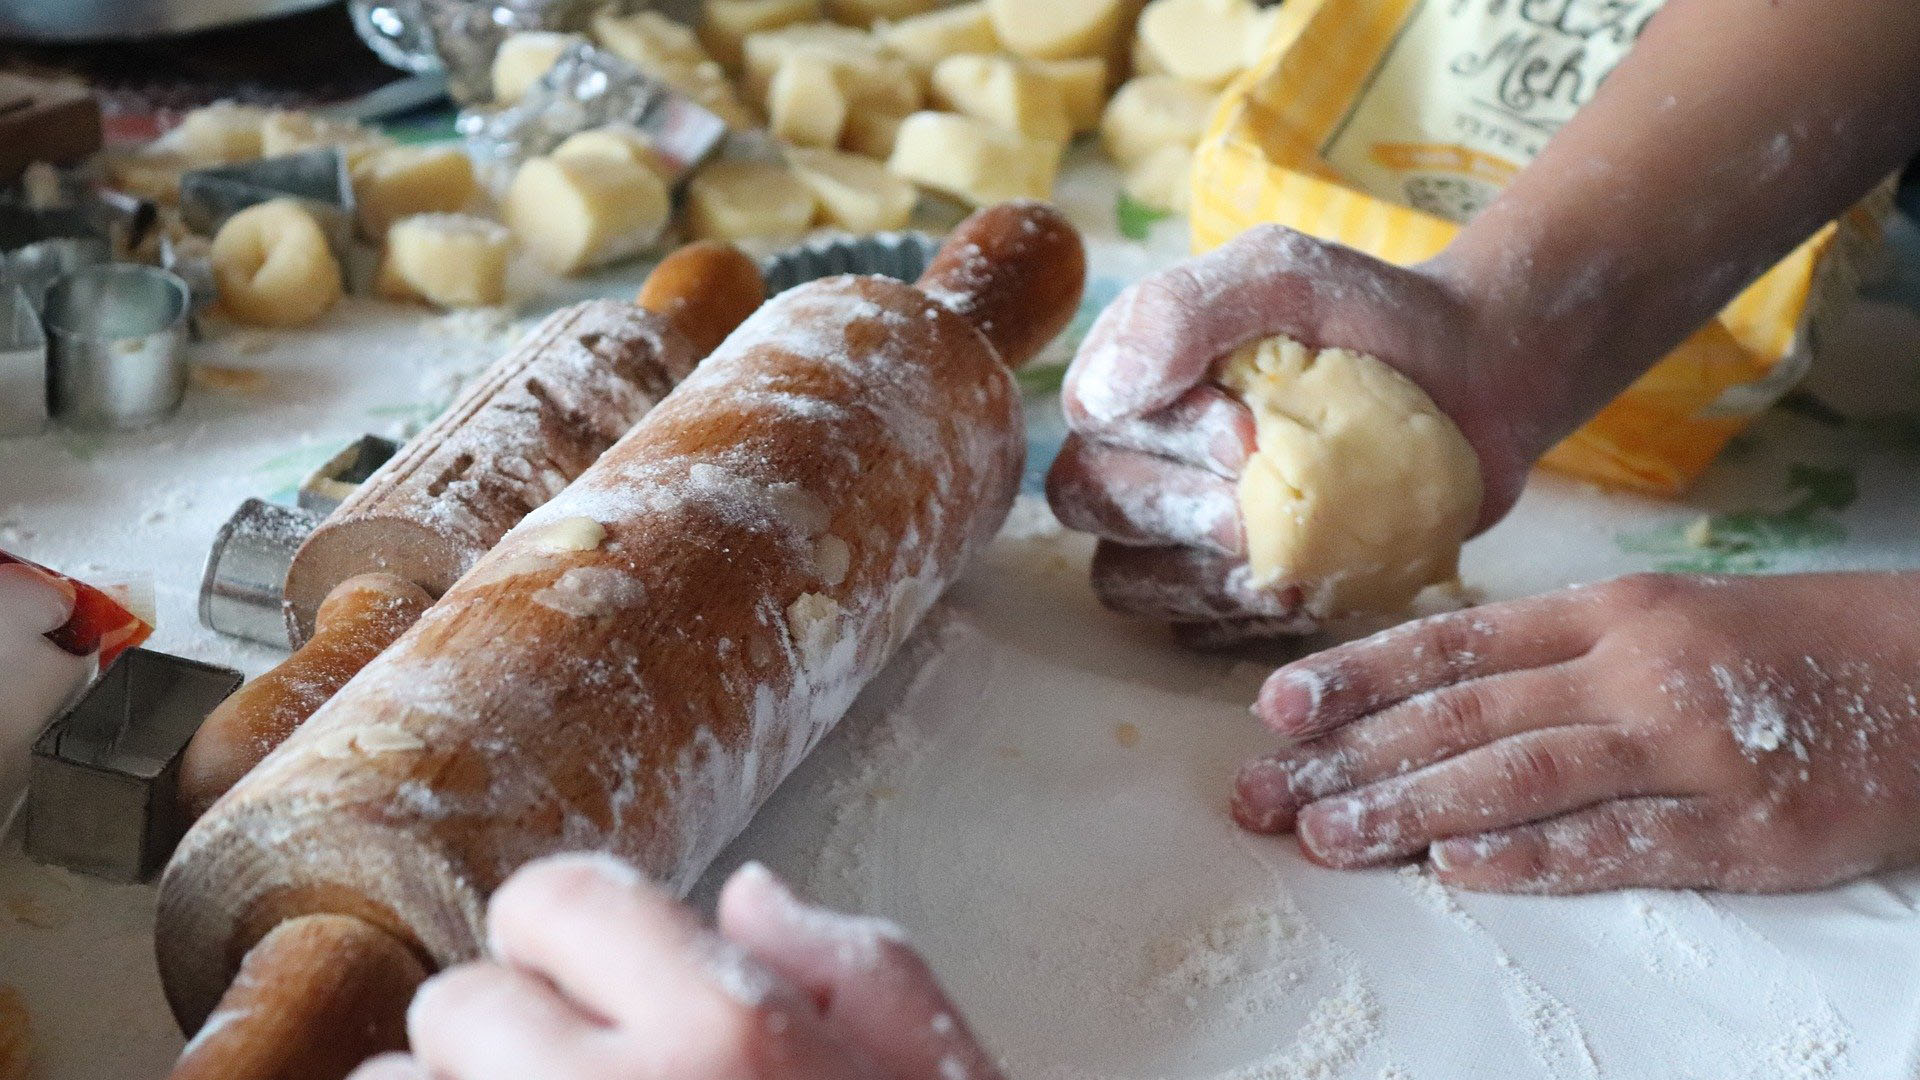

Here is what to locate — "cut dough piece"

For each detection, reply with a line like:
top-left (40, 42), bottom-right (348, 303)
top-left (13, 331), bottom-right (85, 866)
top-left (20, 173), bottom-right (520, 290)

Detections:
top-left (553, 126), bottom-right (665, 173)
top-left (1100, 74), bottom-right (1215, 165)
top-left (491, 31), bottom-right (586, 102)
top-left (1217, 336), bottom-right (1482, 619)
top-left (167, 102), bottom-right (266, 166)
top-left (877, 3), bottom-right (999, 72)
top-left (259, 110), bottom-right (389, 167)
top-left (887, 111), bottom-right (1062, 205)
top-left (1122, 142), bottom-right (1192, 212)
top-left (702, 0), bottom-right (824, 69)
top-left (376, 213), bottom-right (511, 309)
top-left (824, 0), bottom-right (936, 28)
top-left (768, 53), bottom-right (851, 148)
top-left (211, 198), bottom-right (344, 328)
top-left (841, 108), bottom-right (910, 159)
top-left (1028, 57), bottom-right (1109, 133)
top-left (742, 22), bottom-right (898, 104)
top-left (986, 0), bottom-right (1130, 60)
top-left (1136, 0), bottom-right (1263, 89)
top-left (503, 154), bottom-right (670, 274)
top-left (787, 146), bottom-right (917, 230)
top-left (931, 54), bottom-right (1072, 145)
top-left (351, 144), bottom-right (478, 240)
top-left (685, 160), bottom-right (818, 240)
top-left (592, 9), bottom-right (760, 129)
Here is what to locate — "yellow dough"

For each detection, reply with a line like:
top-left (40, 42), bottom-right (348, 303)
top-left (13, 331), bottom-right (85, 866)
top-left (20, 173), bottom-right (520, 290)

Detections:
top-left (1099, 74), bottom-right (1216, 165)
top-left (351, 144), bottom-right (478, 239)
top-left (1217, 336), bottom-right (1481, 618)
top-left (824, 0), bottom-right (936, 27)
top-left (841, 107), bottom-right (909, 158)
top-left (986, 0), bottom-right (1130, 60)
top-left (786, 146), bottom-right (918, 230)
top-left (702, 0), bottom-right (823, 69)
top-left (210, 198), bottom-right (344, 328)
top-left (1028, 56), bottom-right (1109, 133)
top-left (592, 9), bottom-right (759, 129)
top-left (931, 54), bottom-right (1072, 145)
top-left (168, 102), bottom-right (266, 165)
top-left (768, 53), bottom-right (851, 147)
top-left (376, 213), bottom-right (511, 309)
top-left (504, 154), bottom-right (670, 274)
top-left (491, 31), bottom-right (585, 102)
top-left (1135, 0), bottom-right (1265, 89)
top-left (886, 111), bottom-right (1062, 205)
top-left (685, 160), bottom-right (818, 240)
top-left (552, 126), bottom-right (664, 172)
top-left (877, 2), bottom-right (999, 72)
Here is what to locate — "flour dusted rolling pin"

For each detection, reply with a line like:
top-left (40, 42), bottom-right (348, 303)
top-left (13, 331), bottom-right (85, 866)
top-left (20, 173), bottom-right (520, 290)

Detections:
top-left (281, 241), bottom-right (766, 643)
top-left (158, 201), bottom-right (1085, 1080)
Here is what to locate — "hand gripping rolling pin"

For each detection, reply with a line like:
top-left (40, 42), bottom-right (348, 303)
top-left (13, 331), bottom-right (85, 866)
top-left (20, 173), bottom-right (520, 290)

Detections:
top-left (175, 244), bottom-right (768, 821)
top-left (158, 202), bottom-right (1086, 1080)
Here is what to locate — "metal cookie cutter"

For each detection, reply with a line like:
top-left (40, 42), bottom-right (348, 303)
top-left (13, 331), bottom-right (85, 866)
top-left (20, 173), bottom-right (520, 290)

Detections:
top-left (761, 231), bottom-right (942, 298)
top-left (179, 147), bottom-right (357, 265)
top-left (299, 433), bottom-right (400, 515)
top-left (200, 498), bottom-right (327, 649)
top-left (43, 263), bottom-right (192, 429)
top-left (25, 647), bottom-right (242, 882)
top-left (0, 281), bottom-right (47, 436)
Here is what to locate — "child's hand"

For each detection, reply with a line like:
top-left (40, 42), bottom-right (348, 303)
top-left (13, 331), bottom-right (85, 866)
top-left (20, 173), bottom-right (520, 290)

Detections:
top-left (1232, 572), bottom-right (1920, 893)
top-left (348, 855), bottom-right (999, 1080)
top-left (1046, 225), bottom-right (1540, 642)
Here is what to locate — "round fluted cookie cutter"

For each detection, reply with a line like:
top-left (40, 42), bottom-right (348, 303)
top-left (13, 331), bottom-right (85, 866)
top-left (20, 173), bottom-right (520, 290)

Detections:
top-left (43, 263), bottom-right (192, 429)
top-left (760, 231), bottom-right (942, 299)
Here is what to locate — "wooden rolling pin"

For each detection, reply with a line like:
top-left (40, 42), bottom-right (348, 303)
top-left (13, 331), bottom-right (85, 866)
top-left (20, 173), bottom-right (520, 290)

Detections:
top-left (281, 242), bottom-right (766, 643)
top-left (158, 202), bottom-right (1085, 1080)
top-left (177, 244), bottom-right (765, 825)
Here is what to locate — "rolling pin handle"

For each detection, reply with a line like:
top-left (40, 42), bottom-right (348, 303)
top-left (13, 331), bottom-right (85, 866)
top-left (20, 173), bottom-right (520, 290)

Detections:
top-left (917, 200), bottom-right (1088, 369)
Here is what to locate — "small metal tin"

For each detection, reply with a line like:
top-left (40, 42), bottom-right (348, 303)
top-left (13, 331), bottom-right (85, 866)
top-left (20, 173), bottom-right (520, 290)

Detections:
top-left (43, 263), bottom-right (192, 429)
top-left (178, 147), bottom-right (357, 262)
top-left (299, 434), bottom-right (400, 515)
top-left (25, 647), bottom-right (243, 882)
top-left (199, 498), bottom-right (326, 649)
top-left (760, 231), bottom-right (942, 298)
top-left (0, 281), bottom-right (48, 436)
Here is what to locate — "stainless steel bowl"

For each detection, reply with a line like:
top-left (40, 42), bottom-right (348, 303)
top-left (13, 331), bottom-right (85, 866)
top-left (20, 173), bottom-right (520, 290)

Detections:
top-left (0, 0), bottom-right (338, 42)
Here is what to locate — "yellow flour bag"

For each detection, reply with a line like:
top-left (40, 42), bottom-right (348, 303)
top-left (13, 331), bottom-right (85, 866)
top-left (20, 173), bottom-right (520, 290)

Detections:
top-left (1191, 0), bottom-right (1890, 495)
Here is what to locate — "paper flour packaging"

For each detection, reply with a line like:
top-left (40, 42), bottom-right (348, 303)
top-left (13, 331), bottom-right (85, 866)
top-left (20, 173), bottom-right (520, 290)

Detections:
top-left (1192, 0), bottom-right (1893, 495)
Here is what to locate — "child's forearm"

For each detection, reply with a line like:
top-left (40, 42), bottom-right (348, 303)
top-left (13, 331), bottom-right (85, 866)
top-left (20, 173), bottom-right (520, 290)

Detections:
top-left (1432, 0), bottom-right (1920, 448)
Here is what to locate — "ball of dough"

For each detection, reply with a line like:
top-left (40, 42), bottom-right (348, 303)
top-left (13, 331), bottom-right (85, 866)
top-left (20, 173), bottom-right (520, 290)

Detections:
top-left (1099, 74), bottom-right (1216, 165)
top-left (1217, 336), bottom-right (1482, 619)
top-left (210, 198), bottom-right (345, 328)
top-left (786, 146), bottom-right (918, 231)
top-left (685, 160), bottom-right (818, 240)
top-left (351, 144), bottom-right (478, 240)
top-left (887, 110), bottom-right (1062, 206)
top-left (504, 154), bottom-right (671, 275)
top-left (376, 213), bottom-right (511, 309)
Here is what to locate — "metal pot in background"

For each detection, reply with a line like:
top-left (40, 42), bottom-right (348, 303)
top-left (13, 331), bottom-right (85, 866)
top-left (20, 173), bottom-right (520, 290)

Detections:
top-left (0, 0), bottom-right (338, 41)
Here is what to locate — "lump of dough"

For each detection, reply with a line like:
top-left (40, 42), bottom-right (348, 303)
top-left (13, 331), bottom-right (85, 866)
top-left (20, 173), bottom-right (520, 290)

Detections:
top-left (351, 143), bottom-right (478, 239)
top-left (887, 111), bottom-right (1062, 206)
top-left (166, 102), bottom-right (267, 165)
top-left (1100, 74), bottom-right (1216, 165)
top-left (1135, 0), bottom-right (1263, 89)
top-left (1122, 142), bottom-right (1192, 212)
top-left (1217, 336), bottom-right (1482, 619)
top-left (376, 213), bottom-right (510, 309)
top-left (877, 2), bottom-right (999, 72)
top-left (504, 153), bottom-right (670, 274)
top-left (786, 146), bottom-right (917, 231)
top-left (702, 0), bottom-right (824, 69)
top-left (592, 9), bottom-right (760, 129)
top-left (930, 54), bottom-right (1072, 145)
top-left (491, 31), bottom-right (585, 102)
top-left (986, 0), bottom-right (1132, 60)
top-left (1028, 56), bottom-right (1109, 133)
top-left (768, 53), bottom-right (851, 148)
top-left (685, 160), bottom-right (818, 240)
top-left (210, 198), bottom-right (344, 327)
top-left (742, 22), bottom-right (917, 114)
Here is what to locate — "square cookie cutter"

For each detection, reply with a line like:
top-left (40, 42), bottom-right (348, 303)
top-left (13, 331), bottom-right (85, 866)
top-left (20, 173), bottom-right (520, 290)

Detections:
top-left (299, 433), bottom-right (400, 515)
top-left (25, 647), bottom-right (243, 882)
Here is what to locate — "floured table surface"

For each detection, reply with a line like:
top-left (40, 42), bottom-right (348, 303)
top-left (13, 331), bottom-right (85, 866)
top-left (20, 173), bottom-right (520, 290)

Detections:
top-left (6, 162), bottom-right (1920, 1078)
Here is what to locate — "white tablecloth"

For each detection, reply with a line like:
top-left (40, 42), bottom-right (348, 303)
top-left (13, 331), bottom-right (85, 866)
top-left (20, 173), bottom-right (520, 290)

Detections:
top-left (5, 155), bottom-right (1920, 1079)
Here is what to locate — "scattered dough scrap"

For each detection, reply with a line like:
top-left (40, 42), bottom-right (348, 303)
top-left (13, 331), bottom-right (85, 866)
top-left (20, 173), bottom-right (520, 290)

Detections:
top-left (533, 566), bottom-right (649, 618)
top-left (878, 2), bottom-right (999, 72)
top-left (504, 153), bottom-right (670, 274)
top-left (986, 0), bottom-right (1133, 60)
top-left (352, 143), bottom-right (478, 239)
top-left (353, 724), bottom-right (427, 755)
top-left (787, 591), bottom-right (845, 672)
top-left (702, 0), bottom-right (825, 70)
top-left (887, 111), bottom-right (1062, 206)
top-left (211, 198), bottom-right (344, 328)
top-left (377, 213), bottom-right (510, 309)
top-left (1122, 142), bottom-right (1194, 213)
top-left (528, 515), bottom-right (608, 552)
top-left (811, 534), bottom-right (852, 586)
top-left (491, 30), bottom-right (586, 103)
top-left (1100, 74), bottom-right (1216, 165)
top-left (686, 160), bottom-right (818, 241)
top-left (1217, 336), bottom-right (1482, 619)
top-left (786, 146), bottom-right (918, 231)
top-left (931, 54), bottom-right (1072, 145)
